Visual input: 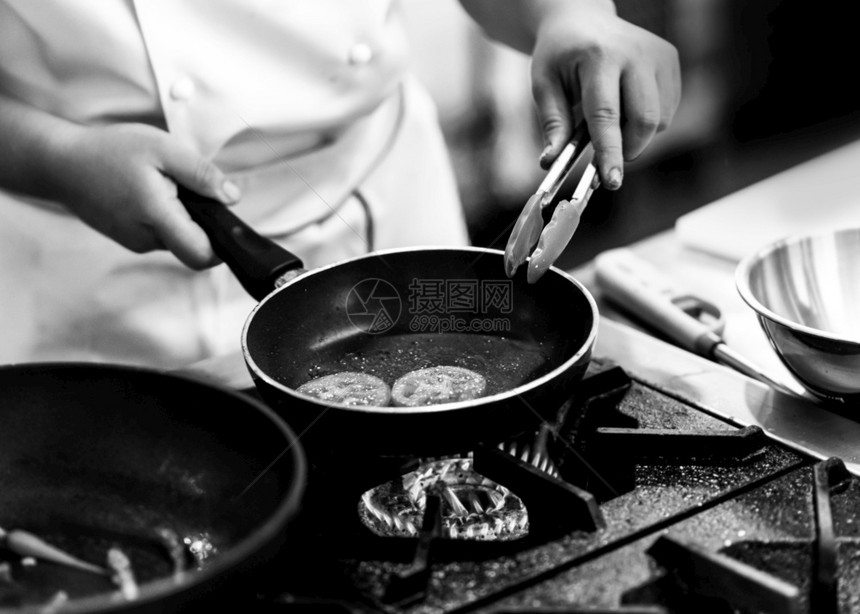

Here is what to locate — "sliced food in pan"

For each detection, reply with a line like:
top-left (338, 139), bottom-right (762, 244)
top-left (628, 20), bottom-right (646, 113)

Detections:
top-left (391, 366), bottom-right (487, 407)
top-left (296, 372), bottom-right (391, 407)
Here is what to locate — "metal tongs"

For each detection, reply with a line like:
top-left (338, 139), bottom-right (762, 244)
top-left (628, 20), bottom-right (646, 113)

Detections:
top-left (504, 124), bottom-right (600, 283)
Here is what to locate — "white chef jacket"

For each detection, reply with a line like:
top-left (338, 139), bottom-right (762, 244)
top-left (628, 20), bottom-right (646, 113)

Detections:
top-left (0, 0), bottom-right (470, 369)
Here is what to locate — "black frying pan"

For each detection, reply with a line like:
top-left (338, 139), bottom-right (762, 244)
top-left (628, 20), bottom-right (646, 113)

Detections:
top-left (0, 363), bottom-right (305, 612)
top-left (181, 189), bottom-right (598, 459)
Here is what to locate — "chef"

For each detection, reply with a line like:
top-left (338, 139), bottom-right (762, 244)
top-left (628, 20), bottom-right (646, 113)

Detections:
top-left (0, 0), bottom-right (680, 369)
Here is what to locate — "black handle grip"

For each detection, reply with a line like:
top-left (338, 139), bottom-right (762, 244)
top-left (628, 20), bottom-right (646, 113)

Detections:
top-left (177, 186), bottom-right (304, 301)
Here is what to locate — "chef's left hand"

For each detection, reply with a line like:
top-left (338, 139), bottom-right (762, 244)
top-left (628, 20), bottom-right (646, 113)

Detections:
top-left (530, 2), bottom-right (681, 190)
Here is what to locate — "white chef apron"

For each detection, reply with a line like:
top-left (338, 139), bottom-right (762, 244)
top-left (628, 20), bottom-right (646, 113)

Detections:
top-left (0, 0), bottom-right (470, 369)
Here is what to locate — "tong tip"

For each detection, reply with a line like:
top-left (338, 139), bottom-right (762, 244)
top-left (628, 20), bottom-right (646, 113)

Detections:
top-left (503, 192), bottom-right (545, 278)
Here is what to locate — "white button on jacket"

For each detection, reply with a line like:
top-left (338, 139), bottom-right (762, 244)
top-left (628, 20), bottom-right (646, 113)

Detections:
top-left (169, 77), bottom-right (196, 101)
top-left (349, 43), bottom-right (375, 65)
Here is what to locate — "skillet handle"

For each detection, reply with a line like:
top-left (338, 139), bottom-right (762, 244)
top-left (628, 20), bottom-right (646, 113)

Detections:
top-left (177, 186), bottom-right (304, 301)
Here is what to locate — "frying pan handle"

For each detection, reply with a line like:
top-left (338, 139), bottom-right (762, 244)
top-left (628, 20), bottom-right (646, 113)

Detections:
top-left (178, 186), bottom-right (304, 301)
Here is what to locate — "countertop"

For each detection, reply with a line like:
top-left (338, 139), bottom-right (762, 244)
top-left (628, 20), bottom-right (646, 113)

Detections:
top-left (577, 135), bottom-right (860, 391)
top-left (571, 230), bottom-right (788, 381)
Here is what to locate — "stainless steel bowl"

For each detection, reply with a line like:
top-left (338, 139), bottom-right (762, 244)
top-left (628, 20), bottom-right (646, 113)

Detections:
top-left (736, 227), bottom-right (860, 405)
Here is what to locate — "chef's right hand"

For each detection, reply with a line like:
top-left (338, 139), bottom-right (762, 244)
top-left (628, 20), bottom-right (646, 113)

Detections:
top-left (55, 123), bottom-right (240, 269)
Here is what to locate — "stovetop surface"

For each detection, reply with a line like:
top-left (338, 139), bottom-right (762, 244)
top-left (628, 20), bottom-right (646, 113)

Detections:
top-left (231, 359), bottom-right (860, 614)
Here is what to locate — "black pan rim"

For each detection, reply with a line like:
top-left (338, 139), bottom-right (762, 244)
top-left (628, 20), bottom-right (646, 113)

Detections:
top-left (239, 246), bottom-right (599, 415)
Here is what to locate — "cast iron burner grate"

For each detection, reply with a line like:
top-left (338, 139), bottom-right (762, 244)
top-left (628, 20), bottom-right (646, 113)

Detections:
top-left (615, 457), bottom-right (848, 614)
top-left (242, 361), bottom-right (629, 608)
top-left (488, 457), bottom-right (853, 614)
top-left (378, 441), bottom-right (608, 607)
top-left (243, 358), bottom-right (820, 612)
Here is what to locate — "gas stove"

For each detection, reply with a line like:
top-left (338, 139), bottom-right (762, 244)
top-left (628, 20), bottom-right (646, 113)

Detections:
top-left (213, 319), bottom-right (860, 614)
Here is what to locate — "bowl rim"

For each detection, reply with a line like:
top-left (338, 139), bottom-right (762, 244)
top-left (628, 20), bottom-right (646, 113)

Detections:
top-left (735, 227), bottom-right (860, 345)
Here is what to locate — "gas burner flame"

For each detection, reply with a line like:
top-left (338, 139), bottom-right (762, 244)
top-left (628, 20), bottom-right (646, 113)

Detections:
top-left (359, 455), bottom-right (529, 541)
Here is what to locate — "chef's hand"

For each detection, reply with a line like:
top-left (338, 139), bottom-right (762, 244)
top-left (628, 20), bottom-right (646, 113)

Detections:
top-left (530, 2), bottom-right (681, 189)
top-left (53, 123), bottom-right (240, 269)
